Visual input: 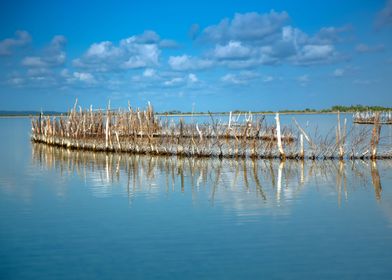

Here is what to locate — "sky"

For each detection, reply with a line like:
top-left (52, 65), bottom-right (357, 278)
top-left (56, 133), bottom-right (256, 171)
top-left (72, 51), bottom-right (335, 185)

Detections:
top-left (0, 0), bottom-right (392, 112)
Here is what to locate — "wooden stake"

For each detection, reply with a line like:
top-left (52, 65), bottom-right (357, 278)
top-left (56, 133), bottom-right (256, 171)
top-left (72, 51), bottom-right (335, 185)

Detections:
top-left (300, 134), bottom-right (304, 158)
top-left (275, 113), bottom-right (285, 159)
top-left (371, 113), bottom-right (381, 160)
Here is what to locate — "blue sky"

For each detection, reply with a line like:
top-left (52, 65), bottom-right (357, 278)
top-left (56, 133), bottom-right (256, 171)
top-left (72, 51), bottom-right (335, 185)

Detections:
top-left (0, 0), bottom-right (391, 112)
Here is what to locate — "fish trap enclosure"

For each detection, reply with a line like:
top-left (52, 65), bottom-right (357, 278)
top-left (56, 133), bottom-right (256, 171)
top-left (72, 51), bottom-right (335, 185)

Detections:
top-left (353, 111), bottom-right (392, 124)
top-left (31, 100), bottom-right (392, 160)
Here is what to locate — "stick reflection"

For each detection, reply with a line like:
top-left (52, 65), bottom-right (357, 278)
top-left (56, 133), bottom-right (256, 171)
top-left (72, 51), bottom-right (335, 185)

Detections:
top-left (32, 143), bottom-right (386, 205)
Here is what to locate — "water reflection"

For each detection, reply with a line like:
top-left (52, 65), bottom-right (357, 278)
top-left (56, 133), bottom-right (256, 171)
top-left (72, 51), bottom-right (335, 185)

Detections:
top-left (31, 143), bottom-right (389, 206)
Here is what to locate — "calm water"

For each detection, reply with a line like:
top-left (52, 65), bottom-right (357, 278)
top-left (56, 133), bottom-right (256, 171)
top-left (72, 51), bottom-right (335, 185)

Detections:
top-left (1, 117), bottom-right (392, 279)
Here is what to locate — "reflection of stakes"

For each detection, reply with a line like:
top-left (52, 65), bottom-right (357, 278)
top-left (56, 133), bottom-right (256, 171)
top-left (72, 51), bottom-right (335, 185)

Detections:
top-left (276, 161), bottom-right (285, 203)
top-left (231, 161), bottom-right (240, 191)
top-left (243, 159), bottom-right (250, 191)
top-left (132, 156), bottom-right (138, 193)
top-left (309, 160), bottom-right (320, 191)
top-left (127, 157), bottom-right (131, 204)
top-left (171, 160), bottom-right (175, 192)
top-left (31, 143), bottom-right (387, 205)
top-left (343, 161), bottom-right (347, 201)
top-left (178, 160), bottom-right (184, 192)
top-left (370, 161), bottom-right (382, 201)
top-left (210, 160), bottom-right (222, 206)
top-left (105, 155), bottom-right (110, 183)
top-left (335, 161), bottom-right (345, 207)
top-left (116, 155), bottom-right (121, 181)
top-left (284, 160), bottom-right (293, 189)
top-left (164, 159), bottom-right (170, 194)
top-left (300, 160), bottom-right (305, 185)
top-left (188, 158), bottom-right (194, 193)
top-left (268, 160), bottom-right (276, 188)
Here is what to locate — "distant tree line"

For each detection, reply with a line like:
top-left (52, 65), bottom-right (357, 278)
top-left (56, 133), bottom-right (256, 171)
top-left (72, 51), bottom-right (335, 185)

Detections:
top-left (326, 105), bottom-right (392, 112)
top-left (2, 104), bottom-right (392, 117)
top-left (158, 105), bottom-right (392, 115)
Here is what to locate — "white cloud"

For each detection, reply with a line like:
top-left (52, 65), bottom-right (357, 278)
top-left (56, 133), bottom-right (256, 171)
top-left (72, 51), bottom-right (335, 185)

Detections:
top-left (164, 77), bottom-right (184, 86)
top-left (59, 68), bottom-right (96, 85)
top-left (192, 12), bottom-right (351, 69)
top-left (122, 43), bottom-right (159, 69)
top-left (181, 12), bottom-right (348, 70)
top-left (375, 0), bottom-right (392, 28)
top-left (355, 43), bottom-right (385, 53)
top-left (22, 35), bottom-right (66, 68)
top-left (202, 11), bottom-right (289, 43)
top-left (333, 68), bottom-right (344, 77)
top-left (213, 41), bottom-right (253, 60)
top-left (221, 73), bottom-right (245, 84)
top-left (27, 68), bottom-right (52, 77)
top-left (168, 55), bottom-right (213, 71)
top-left (0, 30), bottom-right (31, 56)
top-left (221, 71), bottom-right (260, 85)
top-left (263, 76), bottom-right (274, 82)
top-left (74, 32), bottom-right (162, 71)
top-left (8, 77), bottom-right (24, 86)
top-left (353, 79), bottom-right (378, 85)
top-left (159, 39), bottom-right (178, 48)
top-left (85, 41), bottom-right (121, 58)
top-left (314, 25), bottom-right (352, 44)
top-left (297, 74), bottom-right (310, 86)
top-left (161, 73), bottom-right (199, 87)
top-left (297, 45), bottom-right (335, 63)
top-left (135, 30), bottom-right (160, 44)
top-left (188, 73), bottom-right (198, 83)
top-left (3, 35), bottom-right (68, 89)
top-left (60, 69), bottom-right (70, 78)
top-left (143, 68), bottom-right (156, 77)
top-left (73, 72), bottom-right (96, 83)
top-left (22, 57), bottom-right (47, 67)
top-left (301, 45), bottom-right (334, 60)
top-left (281, 26), bottom-right (308, 47)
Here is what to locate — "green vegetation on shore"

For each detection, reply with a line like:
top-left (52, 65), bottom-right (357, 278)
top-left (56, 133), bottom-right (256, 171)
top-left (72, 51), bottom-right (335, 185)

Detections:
top-left (159, 105), bottom-right (392, 116)
top-left (326, 105), bottom-right (392, 112)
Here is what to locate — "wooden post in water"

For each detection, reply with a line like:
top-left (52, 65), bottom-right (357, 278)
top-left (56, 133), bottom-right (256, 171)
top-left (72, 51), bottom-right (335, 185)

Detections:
top-left (336, 112), bottom-right (347, 159)
top-left (371, 112), bottom-right (381, 160)
top-left (228, 111), bottom-right (232, 130)
top-left (105, 101), bottom-right (110, 149)
top-left (275, 113), bottom-right (285, 159)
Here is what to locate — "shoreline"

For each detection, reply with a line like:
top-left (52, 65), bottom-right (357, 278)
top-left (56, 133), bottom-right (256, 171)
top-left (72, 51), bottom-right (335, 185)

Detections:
top-left (0, 111), bottom-right (353, 118)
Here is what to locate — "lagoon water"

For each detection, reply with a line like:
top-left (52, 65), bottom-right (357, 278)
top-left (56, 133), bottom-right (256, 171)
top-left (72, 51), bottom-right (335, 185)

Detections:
top-left (1, 117), bottom-right (392, 279)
